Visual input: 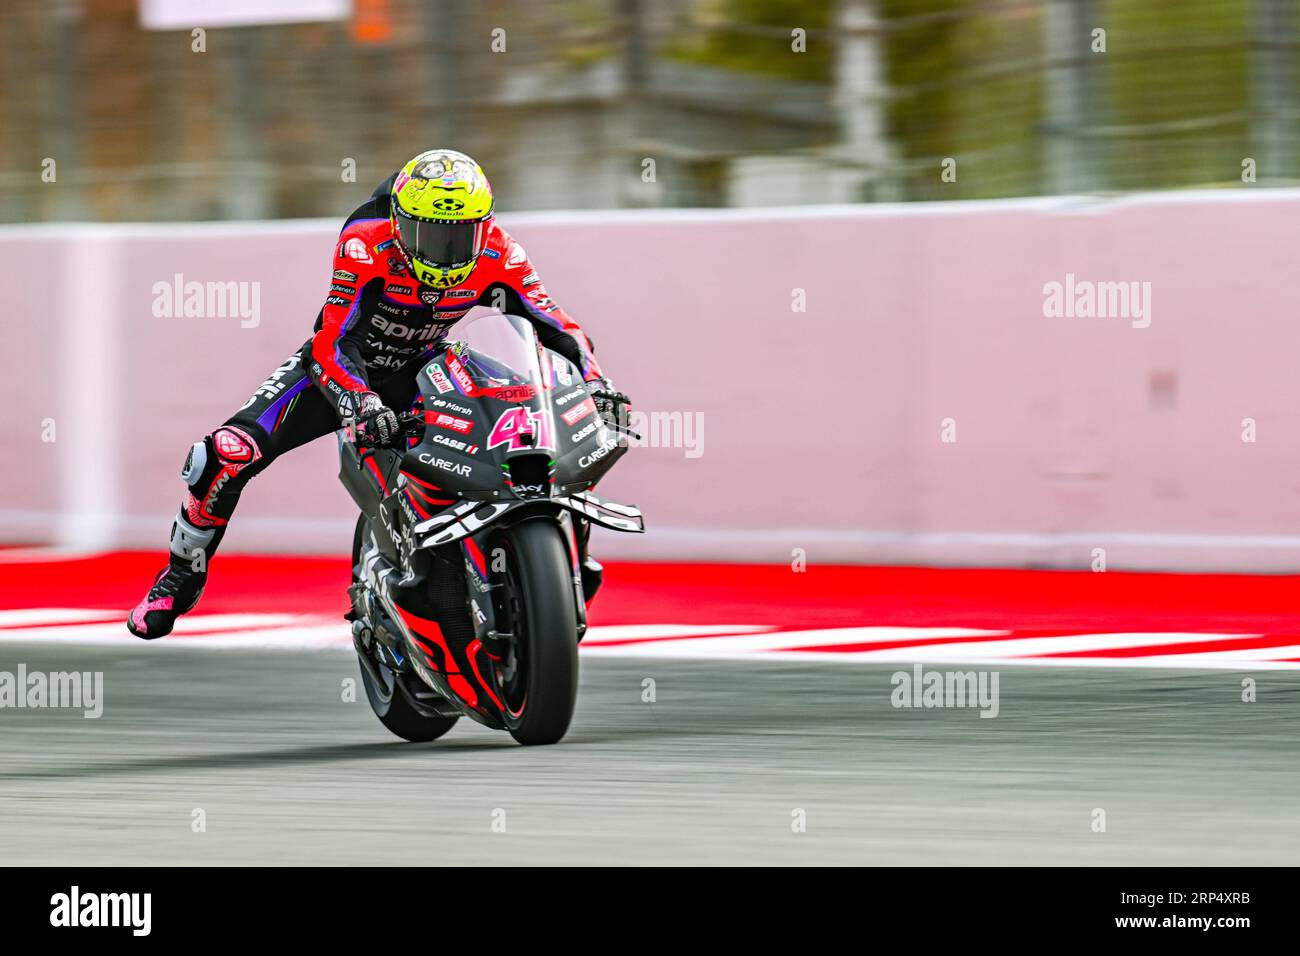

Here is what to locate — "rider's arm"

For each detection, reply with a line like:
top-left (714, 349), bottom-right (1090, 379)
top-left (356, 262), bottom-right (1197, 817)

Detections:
top-left (307, 230), bottom-right (378, 420)
top-left (492, 239), bottom-right (603, 382)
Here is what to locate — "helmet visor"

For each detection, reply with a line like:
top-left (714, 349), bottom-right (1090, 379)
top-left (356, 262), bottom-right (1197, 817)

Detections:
top-left (394, 209), bottom-right (487, 269)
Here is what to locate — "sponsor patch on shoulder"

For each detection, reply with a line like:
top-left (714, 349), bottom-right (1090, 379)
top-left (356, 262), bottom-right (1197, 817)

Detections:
top-left (333, 269), bottom-right (357, 282)
top-left (339, 237), bottom-right (372, 263)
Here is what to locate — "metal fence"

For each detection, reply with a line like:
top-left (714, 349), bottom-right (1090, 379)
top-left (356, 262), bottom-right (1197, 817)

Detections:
top-left (1, 0), bottom-right (1297, 221)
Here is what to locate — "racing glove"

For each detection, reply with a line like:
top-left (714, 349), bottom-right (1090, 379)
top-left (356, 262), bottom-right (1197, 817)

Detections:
top-left (584, 377), bottom-right (631, 430)
top-left (352, 391), bottom-right (402, 448)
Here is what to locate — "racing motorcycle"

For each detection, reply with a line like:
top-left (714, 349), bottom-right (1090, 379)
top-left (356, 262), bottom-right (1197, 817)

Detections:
top-left (340, 312), bottom-right (643, 746)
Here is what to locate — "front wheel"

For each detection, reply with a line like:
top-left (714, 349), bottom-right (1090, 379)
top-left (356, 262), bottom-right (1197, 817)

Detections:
top-left (492, 520), bottom-right (580, 746)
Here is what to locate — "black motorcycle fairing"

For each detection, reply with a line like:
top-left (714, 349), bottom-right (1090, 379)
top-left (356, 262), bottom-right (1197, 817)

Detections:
top-left (342, 313), bottom-right (643, 735)
top-left (398, 346), bottom-right (631, 503)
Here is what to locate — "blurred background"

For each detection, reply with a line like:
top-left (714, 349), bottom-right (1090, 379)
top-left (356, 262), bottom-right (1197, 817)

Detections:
top-left (3, 0), bottom-right (1300, 571)
top-left (4, 0), bottom-right (1300, 221)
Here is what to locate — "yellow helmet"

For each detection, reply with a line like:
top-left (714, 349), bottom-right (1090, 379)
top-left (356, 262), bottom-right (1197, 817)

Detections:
top-left (390, 149), bottom-right (495, 289)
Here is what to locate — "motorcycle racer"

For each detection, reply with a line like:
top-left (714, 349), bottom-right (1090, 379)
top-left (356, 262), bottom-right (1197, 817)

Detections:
top-left (128, 149), bottom-right (626, 639)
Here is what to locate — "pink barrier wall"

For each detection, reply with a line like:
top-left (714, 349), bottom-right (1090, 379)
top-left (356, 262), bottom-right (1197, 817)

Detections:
top-left (5, 191), bottom-right (1300, 570)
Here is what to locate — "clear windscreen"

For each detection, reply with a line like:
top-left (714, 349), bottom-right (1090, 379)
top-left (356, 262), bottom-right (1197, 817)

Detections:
top-left (451, 311), bottom-right (546, 389)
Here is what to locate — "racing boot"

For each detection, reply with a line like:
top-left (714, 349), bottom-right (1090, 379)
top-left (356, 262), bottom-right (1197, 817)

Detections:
top-left (126, 510), bottom-right (216, 639)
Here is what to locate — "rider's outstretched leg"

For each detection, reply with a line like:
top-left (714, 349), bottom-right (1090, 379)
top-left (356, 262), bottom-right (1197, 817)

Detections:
top-left (127, 424), bottom-right (268, 638)
top-left (127, 346), bottom-right (336, 638)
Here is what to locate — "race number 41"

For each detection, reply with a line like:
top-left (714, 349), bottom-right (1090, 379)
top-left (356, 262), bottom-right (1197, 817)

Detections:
top-left (488, 407), bottom-right (554, 452)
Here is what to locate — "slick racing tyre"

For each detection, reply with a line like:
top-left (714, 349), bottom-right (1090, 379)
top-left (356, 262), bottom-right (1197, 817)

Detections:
top-left (353, 514), bottom-right (459, 743)
top-left (490, 519), bottom-right (580, 746)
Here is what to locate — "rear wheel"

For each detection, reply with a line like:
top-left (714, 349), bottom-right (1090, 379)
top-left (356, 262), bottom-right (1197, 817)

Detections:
top-left (353, 514), bottom-right (459, 743)
top-left (358, 657), bottom-right (459, 742)
top-left (492, 520), bottom-right (579, 746)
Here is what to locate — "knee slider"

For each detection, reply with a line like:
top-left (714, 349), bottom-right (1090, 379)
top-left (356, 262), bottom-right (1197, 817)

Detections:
top-left (181, 440), bottom-right (208, 485)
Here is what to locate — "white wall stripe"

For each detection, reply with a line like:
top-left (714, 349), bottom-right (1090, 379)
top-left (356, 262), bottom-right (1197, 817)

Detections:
top-left (4, 612), bottom-right (1297, 670)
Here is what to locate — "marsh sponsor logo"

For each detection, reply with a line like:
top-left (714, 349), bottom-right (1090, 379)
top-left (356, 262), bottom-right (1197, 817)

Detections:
top-left (50, 886), bottom-right (151, 936)
top-left (554, 387), bottom-right (586, 407)
top-left (430, 399), bottom-right (472, 415)
top-left (1042, 273), bottom-right (1152, 329)
top-left (151, 273), bottom-right (261, 328)
top-left (0, 666), bottom-right (103, 718)
top-left (890, 664), bottom-right (999, 718)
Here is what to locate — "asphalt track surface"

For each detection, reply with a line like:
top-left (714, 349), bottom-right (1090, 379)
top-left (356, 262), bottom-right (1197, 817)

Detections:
top-left (3, 639), bottom-right (1298, 865)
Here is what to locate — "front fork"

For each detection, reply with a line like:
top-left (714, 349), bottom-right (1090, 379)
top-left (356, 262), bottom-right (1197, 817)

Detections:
top-left (372, 511), bottom-right (587, 724)
top-left (459, 511), bottom-right (588, 668)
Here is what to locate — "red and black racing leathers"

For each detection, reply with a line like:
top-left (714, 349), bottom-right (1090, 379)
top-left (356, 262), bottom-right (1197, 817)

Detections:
top-left (174, 174), bottom-right (602, 553)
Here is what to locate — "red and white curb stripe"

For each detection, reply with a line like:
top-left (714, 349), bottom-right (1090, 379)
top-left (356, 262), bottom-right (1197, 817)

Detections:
top-left (3, 610), bottom-right (1300, 668)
